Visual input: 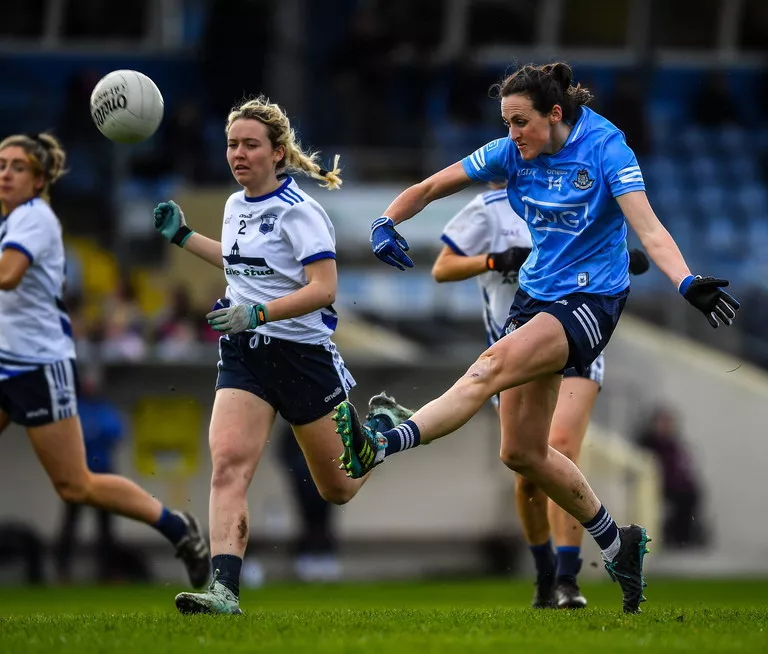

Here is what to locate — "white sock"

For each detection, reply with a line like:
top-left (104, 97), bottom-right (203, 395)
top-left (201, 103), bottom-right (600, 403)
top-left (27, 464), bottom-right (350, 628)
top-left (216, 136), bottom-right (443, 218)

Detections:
top-left (600, 531), bottom-right (621, 562)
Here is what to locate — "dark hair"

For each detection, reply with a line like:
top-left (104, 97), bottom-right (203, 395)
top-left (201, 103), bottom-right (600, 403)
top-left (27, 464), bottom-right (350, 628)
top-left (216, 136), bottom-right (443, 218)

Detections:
top-left (491, 62), bottom-right (594, 123)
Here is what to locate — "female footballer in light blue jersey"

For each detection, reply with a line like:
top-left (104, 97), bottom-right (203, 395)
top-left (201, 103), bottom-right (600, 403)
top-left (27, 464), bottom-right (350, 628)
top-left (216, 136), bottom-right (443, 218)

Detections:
top-left (433, 180), bottom-right (650, 610)
top-left (333, 62), bottom-right (740, 613)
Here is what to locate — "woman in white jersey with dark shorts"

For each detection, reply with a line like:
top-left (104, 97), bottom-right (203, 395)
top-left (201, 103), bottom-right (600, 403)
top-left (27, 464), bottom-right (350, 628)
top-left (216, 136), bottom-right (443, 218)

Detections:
top-left (433, 181), bottom-right (649, 609)
top-left (0, 132), bottom-right (210, 588)
top-left (154, 96), bottom-right (412, 615)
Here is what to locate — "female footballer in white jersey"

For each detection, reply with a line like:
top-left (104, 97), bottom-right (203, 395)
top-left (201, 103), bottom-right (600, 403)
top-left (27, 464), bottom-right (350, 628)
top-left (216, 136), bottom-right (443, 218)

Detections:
top-left (333, 62), bottom-right (739, 613)
top-left (0, 133), bottom-right (210, 588)
top-left (154, 96), bottom-right (412, 615)
top-left (433, 181), bottom-right (649, 609)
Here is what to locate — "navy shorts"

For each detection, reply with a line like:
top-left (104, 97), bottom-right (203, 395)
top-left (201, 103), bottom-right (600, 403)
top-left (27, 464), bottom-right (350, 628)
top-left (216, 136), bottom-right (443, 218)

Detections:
top-left (503, 287), bottom-right (628, 375)
top-left (0, 359), bottom-right (79, 427)
top-left (216, 333), bottom-right (356, 425)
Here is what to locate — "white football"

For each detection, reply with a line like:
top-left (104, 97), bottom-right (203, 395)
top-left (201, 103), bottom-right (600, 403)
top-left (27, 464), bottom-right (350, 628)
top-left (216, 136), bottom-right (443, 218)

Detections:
top-left (90, 69), bottom-right (164, 143)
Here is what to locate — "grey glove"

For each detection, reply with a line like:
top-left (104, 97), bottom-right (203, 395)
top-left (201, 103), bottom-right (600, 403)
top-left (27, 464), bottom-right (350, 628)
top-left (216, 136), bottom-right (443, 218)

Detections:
top-left (206, 303), bottom-right (267, 334)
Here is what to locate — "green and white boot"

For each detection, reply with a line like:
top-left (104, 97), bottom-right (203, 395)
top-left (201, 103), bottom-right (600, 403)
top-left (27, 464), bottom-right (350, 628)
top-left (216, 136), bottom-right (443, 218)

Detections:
top-left (175, 569), bottom-right (243, 615)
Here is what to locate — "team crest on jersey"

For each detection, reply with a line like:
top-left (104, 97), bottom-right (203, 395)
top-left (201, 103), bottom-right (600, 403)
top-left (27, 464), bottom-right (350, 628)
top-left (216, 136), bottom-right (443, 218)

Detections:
top-left (573, 169), bottom-right (594, 190)
top-left (259, 213), bottom-right (278, 234)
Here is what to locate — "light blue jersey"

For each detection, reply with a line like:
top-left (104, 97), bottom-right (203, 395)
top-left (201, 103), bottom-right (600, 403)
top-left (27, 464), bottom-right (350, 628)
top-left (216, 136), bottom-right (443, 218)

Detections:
top-left (461, 107), bottom-right (645, 301)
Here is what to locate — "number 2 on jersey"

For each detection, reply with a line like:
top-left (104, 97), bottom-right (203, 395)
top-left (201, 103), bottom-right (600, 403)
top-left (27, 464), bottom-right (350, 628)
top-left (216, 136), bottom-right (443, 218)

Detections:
top-left (238, 219), bottom-right (247, 235)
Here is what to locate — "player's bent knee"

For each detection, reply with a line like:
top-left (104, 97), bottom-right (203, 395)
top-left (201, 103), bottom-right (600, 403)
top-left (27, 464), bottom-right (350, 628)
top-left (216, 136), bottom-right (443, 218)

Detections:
top-left (317, 483), bottom-right (355, 506)
top-left (210, 457), bottom-right (250, 492)
top-left (54, 476), bottom-right (92, 504)
top-left (460, 353), bottom-right (503, 400)
top-left (500, 445), bottom-right (545, 473)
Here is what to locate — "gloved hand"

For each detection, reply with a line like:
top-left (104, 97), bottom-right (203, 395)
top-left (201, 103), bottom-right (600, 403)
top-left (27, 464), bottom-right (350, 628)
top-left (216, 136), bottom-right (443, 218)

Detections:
top-left (486, 246), bottom-right (531, 273)
top-left (679, 275), bottom-right (740, 328)
top-left (628, 249), bottom-right (650, 276)
top-left (370, 216), bottom-right (413, 270)
top-left (206, 303), bottom-right (268, 334)
top-left (153, 200), bottom-right (193, 247)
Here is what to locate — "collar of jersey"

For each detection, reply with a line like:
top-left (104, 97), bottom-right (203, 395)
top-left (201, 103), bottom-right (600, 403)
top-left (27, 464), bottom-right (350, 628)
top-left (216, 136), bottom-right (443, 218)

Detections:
top-left (538, 107), bottom-right (590, 162)
top-left (244, 176), bottom-right (293, 203)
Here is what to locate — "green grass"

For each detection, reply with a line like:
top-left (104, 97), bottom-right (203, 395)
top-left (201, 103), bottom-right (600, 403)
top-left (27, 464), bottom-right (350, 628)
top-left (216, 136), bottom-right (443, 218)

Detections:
top-left (1, 579), bottom-right (767, 653)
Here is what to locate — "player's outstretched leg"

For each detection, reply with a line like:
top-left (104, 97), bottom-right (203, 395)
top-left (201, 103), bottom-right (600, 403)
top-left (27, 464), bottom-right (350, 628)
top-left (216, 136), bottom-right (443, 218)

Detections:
top-left (171, 511), bottom-right (212, 589)
top-left (175, 569), bottom-right (243, 615)
top-left (603, 525), bottom-right (651, 613)
top-left (366, 392), bottom-right (414, 432)
top-left (334, 393), bottom-right (416, 479)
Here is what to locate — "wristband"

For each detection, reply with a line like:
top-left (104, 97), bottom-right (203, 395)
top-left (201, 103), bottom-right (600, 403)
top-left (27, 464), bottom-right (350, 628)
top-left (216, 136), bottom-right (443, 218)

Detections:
top-left (678, 274), bottom-right (696, 295)
top-left (171, 225), bottom-right (193, 247)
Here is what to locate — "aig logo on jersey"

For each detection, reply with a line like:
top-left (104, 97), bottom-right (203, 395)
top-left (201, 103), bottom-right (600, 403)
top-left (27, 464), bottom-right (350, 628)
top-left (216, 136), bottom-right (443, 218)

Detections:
top-left (573, 169), bottom-right (594, 190)
top-left (259, 213), bottom-right (277, 234)
top-left (523, 196), bottom-right (589, 236)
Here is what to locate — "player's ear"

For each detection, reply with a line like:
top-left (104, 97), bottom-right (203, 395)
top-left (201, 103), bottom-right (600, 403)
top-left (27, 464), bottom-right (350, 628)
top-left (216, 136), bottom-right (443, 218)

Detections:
top-left (273, 144), bottom-right (286, 165)
top-left (33, 172), bottom-right (45, 193)
top-left (549, 104), bottom-right (563, 124)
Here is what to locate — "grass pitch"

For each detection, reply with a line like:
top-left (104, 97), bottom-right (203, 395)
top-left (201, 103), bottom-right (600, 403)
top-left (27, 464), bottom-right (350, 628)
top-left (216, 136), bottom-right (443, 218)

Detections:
top-left (1, 578), bottom-right (766, 653)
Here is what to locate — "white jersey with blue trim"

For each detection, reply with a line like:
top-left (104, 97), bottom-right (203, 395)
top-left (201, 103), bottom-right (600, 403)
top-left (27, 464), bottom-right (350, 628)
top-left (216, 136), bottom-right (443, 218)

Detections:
top-left (0, 198), bottom-right (75, 377)
top-left (221, 176), bottom-right (339, 344)
top-left (461, 106), bottom-right (645, 301)
top-left (441, 190), bottom-right (531, 345)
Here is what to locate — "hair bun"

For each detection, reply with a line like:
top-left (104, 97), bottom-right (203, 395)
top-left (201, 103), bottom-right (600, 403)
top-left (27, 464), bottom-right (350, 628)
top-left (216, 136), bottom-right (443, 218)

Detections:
top-left (549, 62), bottom-right (573, 91)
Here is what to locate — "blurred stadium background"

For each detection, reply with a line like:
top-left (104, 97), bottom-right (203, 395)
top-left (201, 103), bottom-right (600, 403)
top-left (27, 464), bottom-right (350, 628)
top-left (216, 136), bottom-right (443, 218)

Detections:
top-left (0, 0), bottom-right (767, 591)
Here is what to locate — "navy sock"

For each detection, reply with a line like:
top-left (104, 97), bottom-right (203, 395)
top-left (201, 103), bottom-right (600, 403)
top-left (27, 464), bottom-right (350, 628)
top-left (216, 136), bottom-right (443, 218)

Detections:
top-left (581, 505), bottom-right (620, 559)
top-left (381, 420), bottom-right (421, 457)
top-left (212, 554), bottom-right (242, 598)
top-left (153, 507), bottom-right (188, 546)
top-left (529, 539), bottom-right (556, 578)
top-left (556, 546), bottom-right (582, 579)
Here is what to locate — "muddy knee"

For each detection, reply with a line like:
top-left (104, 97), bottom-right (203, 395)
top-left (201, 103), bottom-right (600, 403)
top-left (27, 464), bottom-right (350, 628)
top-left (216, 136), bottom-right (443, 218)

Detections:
top-left (500, 444), bottom-right (545, 473)
top-left (210, 453), bottom-right (251, 493)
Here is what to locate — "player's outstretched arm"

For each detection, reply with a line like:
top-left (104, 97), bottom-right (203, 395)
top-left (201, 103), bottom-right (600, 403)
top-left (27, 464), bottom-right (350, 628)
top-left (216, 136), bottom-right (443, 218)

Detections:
top-left (618, 190), bottom-right (739, 327)
top-left (432, 245), bottom-right (531, 283)
top-left (432, 246), bottom-right (488, 282)
top-left (372, 162), bottom-right (474, 270)
top-left (153, 201), bottom-right (224, 270)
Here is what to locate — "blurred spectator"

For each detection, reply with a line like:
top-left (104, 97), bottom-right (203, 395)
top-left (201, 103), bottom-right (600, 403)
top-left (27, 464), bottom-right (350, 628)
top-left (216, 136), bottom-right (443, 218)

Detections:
top-left (603, 74), bottom-right (650, 156)
top-left (130, 99), bottom-right (208, 185)
top-left (0, 522), bottom-right (45, 584)
top-left (691, 71), bottom-right (740, 127)
top-left (636, 406), bottom-right (708, 548)
top-left (100, 277), bottom-right (148, 362)
top-left (276, 421), bottom-right (340, 582)
top-left (329, 5), bottom-right (396, 146)
top-left (154, 284), bottom-right (203, 361)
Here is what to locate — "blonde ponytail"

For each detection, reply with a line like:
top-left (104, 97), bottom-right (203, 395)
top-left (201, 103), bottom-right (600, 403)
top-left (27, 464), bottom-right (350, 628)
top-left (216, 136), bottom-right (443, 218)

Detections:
top-left (226, 96), bottom-right (342, 190)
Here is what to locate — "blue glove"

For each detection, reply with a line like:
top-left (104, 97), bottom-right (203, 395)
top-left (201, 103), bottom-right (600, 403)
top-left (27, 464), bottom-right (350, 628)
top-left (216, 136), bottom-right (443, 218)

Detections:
top-left (370, 216), bottom-right (413, 271)
top-left (153, 200), bottom-right (193, 247)
top-left (679, 275), bottom-right (740, 328)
